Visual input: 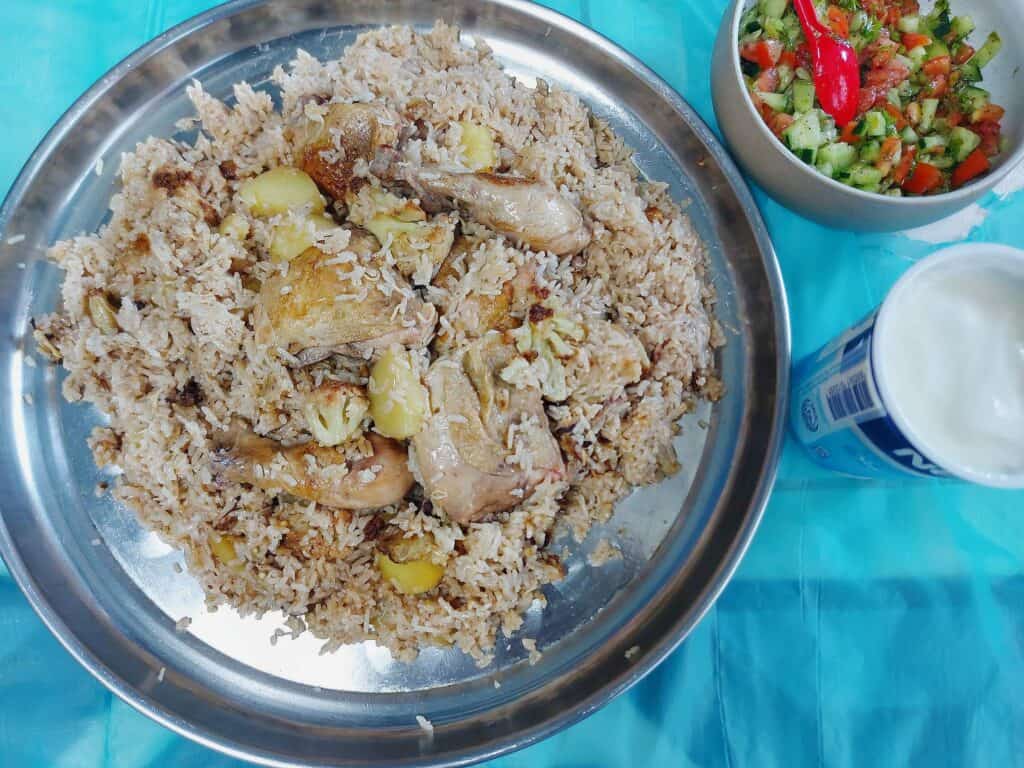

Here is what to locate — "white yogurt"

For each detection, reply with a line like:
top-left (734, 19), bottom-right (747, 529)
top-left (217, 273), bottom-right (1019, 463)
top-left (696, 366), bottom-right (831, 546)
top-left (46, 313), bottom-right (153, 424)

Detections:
top-left (874, 244), bottom-right (1024, 487)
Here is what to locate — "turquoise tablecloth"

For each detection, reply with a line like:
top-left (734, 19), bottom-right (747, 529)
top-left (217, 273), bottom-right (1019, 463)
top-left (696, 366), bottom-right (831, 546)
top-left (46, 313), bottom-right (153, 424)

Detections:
top-left (3, 1), bottom-right (1024, 766)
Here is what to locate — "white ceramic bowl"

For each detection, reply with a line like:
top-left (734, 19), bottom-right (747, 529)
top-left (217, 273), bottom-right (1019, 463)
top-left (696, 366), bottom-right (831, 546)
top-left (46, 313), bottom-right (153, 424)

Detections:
top-left (711, 0), bottom-right (1024, 231)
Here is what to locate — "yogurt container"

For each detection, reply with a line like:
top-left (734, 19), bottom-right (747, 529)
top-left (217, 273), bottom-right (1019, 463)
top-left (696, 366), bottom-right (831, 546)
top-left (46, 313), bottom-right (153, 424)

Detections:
top-left (792, 243), bottom-right (1024, 489)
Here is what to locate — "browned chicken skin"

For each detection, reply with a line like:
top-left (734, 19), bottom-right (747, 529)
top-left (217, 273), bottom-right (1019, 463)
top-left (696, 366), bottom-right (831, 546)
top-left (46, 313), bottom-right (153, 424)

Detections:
top-left (254, 232), bottom-right (436, 365)
top-left (211, 428), bottom-right (414, 511)
top-left (406, 168), bottom-right (591, 255)
top-left (297, 103), bottom-right (399, 201)
top-left (411, 334), bottom-right (564, 524)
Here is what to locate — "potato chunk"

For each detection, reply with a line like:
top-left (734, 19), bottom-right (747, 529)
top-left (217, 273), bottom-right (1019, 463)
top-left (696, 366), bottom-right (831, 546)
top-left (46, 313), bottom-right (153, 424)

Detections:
top-left (239, 168), bottom-right (325, 217)
top-left (368, 346), bottom-right (428, 440)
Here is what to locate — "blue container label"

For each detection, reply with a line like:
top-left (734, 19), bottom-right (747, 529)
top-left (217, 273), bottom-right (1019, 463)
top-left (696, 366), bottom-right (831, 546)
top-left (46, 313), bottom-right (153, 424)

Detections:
top-left (791, 311), bottom-right (950, 480)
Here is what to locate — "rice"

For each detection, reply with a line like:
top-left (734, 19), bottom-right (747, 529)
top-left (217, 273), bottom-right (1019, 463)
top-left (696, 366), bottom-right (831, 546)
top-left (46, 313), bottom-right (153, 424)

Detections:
top-left (415, 715), bottom-right (434, 735)
top-left (32, 22), bottom-right (720, 665)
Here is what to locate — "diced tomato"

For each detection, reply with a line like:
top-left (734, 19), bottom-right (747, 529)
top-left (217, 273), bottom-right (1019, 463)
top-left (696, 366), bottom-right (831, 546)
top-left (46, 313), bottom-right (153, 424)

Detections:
top-left (741, 40), bottom-right (783, 70)
top-left (902, 162), bottom-right (943, 194)
top-left (892, 146), bottom-right (917, 185)
top-left (756, 67), bottom-right (780, 93)
top-left (880, 136), bottom-right (903, 164)
top-left (922, 55), bottom-right (951, 76)
top-left (900, 0), bottom-right (920, 15)
top-left (795, 43), bottom-right (813, 70)
top-left (953, 44), bottom-right (975, 65)
top-left (865, 58), bottom-right (910, 89)
top-left (827, 5), bottom-right (850, 38)
top-left (857, 86), bottom-right (887, 115)
top-left (946, 109), bottom-right (963, 127)
top-left (972, 120), bottom-right (1003, 157)
top-left (951, 148), bottom-right (991, 188)
top-left (901, 33), bottom-right (932, 50)
top-left (779, 49), bottom-right (798, 69)
top-left (884, 103), bottom-right (908, 130)
top-left (971, 104), bottom-right (1006, 125)
top-left (769, 112), bottom-right (797, 137)
top-left (924, 74), bottom-right (948, 98)
top-left (840, 121), bottom-right (863, 144)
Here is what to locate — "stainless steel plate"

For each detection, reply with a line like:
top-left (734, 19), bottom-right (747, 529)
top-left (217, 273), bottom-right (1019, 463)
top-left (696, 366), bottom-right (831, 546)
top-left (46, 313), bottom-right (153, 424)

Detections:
top-left (0, 0), bottom-right (788, 765)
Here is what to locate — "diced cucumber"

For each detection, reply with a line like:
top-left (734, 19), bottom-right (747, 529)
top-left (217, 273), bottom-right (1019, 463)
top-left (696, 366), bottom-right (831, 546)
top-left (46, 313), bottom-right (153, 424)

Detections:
top-left (920, 134), bottom-right (948, 152)
top-left (950, 15), bottom-right (975, 40)
top-left (864, 110), bottom-right (887, 137)
top-left (972, 32), bottom-right (1002, 70)
top-left (907, 45), bottom-right (929, 70)
top-left (959, 86), bottom-right (991, 115)
top-left (777, 64), bottom-right (796, 91)
top-left (901, 126), bottom-right (920, 144)
top-left (796, 147), bottom-right (818, 165)
top-left (759, 0), bottom-right (788, 20)
top-left (784, 111), bottom-right (824, 151)
top-left (764, 17), bottom-right (786, 39)
top-left (897, 79), bottom-right (914, 100)
top-left (757, 91), bottom-right (790, 112)
top-left (793, 80), bottom-right (815, 113)
top-left (795, 66), bottom-right (812, 81)
top-left (897, 15), bottom-right (920, 34)
top-left (849, 165), bottom-right (885, 188)
top-left (920, 99), bottom-right (940, 133)
top-left (887, 88), bottom-right (902, 109)
top-left (818, 142), bottom-right (858, 172)
top-left (927, 0), bottom-right (952, 38)
top-left (958, 60), bottom-right (983, 84)
top-left (860, 141), bottom-right (882, 164)
top-left (929, 154), bottom-right (956, 170)
top-left (850, 10), bottom-right (868, 33)
top-left (925, 41), bottom-right (950, 61)
top-left (816, 161), bottom-right (835, 178)
top-left (886, 188), bottom-right (904, 197)
top-left (949, 126), bottom-right (981, 162)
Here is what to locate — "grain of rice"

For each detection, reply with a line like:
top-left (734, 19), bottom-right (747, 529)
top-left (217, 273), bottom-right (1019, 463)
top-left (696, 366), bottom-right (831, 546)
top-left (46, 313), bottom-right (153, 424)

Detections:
top-left (6, 234), bottom-right (25, 245)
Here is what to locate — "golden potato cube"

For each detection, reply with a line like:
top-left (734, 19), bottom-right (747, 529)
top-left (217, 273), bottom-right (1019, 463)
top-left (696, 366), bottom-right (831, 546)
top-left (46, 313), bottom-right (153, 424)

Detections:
top-left (368, 346), bottom-right (428, 440)
top-left (457, 121), bottom-right (497, 172)
top-left (376, 552), bottom-right (444, 595)
top-left (239, 167), bottom-right (325, 217)
top-left (209, 534), bottom-right (244, 573)
top-left (270, 213), bottom-right (338, 263)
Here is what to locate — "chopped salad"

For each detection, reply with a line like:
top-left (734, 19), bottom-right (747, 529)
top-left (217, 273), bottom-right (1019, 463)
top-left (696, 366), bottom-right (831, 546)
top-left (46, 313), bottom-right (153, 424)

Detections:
top-left (739, 0), bottom-right (1007, 195)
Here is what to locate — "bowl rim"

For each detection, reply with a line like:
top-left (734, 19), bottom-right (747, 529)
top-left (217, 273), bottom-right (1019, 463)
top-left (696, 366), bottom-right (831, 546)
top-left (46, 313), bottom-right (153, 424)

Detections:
top-left (724, 0), bottom-right (1024, 206)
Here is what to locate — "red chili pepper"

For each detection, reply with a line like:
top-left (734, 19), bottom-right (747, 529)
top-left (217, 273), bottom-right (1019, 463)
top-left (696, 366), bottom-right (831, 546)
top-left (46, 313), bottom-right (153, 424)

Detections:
top-left (902, 162), bottom-right (943, 194)
top-left (951, 148), bottom-right (991, 188)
